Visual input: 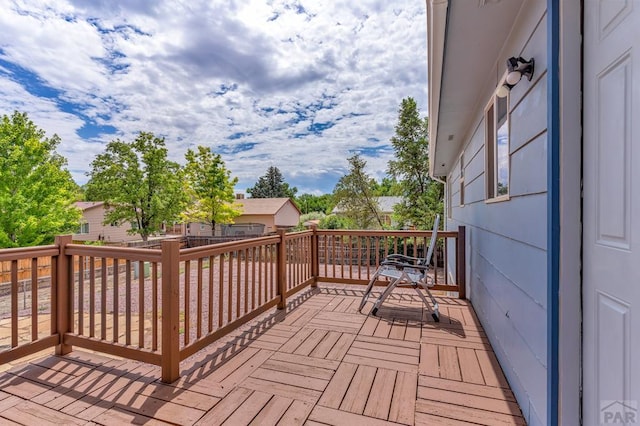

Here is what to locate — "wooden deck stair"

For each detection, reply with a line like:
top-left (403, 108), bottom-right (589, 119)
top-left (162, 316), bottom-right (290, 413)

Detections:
top-left (0, 285), bottom-right (525, 425)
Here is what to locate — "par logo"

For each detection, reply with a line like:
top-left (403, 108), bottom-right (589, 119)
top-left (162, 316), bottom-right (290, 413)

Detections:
top-left (600, 400), bottom-right (638, 424)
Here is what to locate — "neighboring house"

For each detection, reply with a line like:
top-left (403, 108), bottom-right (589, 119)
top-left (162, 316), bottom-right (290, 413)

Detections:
top-left (73, 202), bottom-right (137, 243)
top-left (427, 1), bottom-right (637, 425)
top-left (332, 196), bottom-right (403, 228)
top-left (187, 198), bottom-right (301, 236)
top-left (376, 196), bottom-right (402, 227)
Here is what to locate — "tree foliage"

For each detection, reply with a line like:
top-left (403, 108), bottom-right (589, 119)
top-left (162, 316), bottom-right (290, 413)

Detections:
top-left (182, 146), bottom-right (241, 235)
top-left (388, 97), bottom-right (443, 229)
top-left (295, 193), bottom-right (333, 214)
top-left (332, 154), bottom-right (384, 229)
top-left (85, 132), bottom-right (186, 241)
top-left (247, 166), bottom-right (297, 199)
top-left (374, 177), bottom-right (403, 197)
top-left (0, 111), bottom-right (81, 247)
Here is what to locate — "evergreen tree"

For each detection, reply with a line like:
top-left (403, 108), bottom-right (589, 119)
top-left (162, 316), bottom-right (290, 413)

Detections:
top-left (388, 97), bottom-right (443, 229)
top-left (332, 154), bottom-right (384, 229)
top-left (247, 166), bottom-right (297, 198)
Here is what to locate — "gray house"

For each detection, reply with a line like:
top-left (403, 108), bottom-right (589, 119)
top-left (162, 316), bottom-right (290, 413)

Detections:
top-left (428, 1), bottom-right (638, 425)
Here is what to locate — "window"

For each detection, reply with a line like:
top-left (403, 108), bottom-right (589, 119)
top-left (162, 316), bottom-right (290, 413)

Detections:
top-left (78, 222), bottom-right (89, 234)
top-left (485, 82), bottom-right (510, 200)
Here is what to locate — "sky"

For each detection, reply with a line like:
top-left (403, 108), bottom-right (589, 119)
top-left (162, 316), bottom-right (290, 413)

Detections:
top-left (0, 0), bottom-right (428, 195)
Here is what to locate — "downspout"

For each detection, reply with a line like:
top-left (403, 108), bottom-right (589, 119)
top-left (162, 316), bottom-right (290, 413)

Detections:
top-left (547, 0), bottom-right (560, 425)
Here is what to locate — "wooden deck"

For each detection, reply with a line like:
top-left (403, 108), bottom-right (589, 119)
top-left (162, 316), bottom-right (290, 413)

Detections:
top-left (0, 285), bottom-right (525, 425)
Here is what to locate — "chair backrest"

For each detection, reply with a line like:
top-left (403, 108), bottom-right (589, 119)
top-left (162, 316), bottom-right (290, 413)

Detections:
top-left (421, 214), bottom-right (440, 267)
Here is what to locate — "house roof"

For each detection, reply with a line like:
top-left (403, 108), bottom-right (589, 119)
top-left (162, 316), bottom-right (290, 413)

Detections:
top-left (75, 201), bottom-right (104, 211)
top-left (377, 196), bottom-right (403, 213)
top-left (427, 0), bottom-right (525, 177)
top-left (238, 198), bottom-right (301, 216)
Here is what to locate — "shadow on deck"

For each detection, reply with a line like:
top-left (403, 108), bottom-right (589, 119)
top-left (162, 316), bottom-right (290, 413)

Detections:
top-left (0, 284), bottom-right (525, 425)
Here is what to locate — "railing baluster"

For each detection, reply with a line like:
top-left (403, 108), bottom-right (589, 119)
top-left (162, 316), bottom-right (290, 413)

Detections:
top-left (101, 258), bottom-right (107, 340)
top-left (218, 254), bottom-right (224, 327)
top-left (244, 249), bottom-right (249, 315)
top-left (113, 259), bottom-right (119, 343)
top-left (90, 257), bottom-right (95, 338)
top-left (31, 257), bottom-right (38, 341)
top-left (11, 259), bottom-right (18, 348)
top-left (258, 246), bottom-right (263, 305)
top-left (197, 257), bottom-right (203, 339)
top-left (227, 253), bottom-right (233, 323)
top-left (139, 261), bottom-right (145, 348)
top-left (208, 256), bottom-right (214, 333)
top-left (78, 256), bottom-right (84, 335)
top-left (184, 260), bottom-right (190, 346)
top-left (251, 248), bottom-right (256, 310)
top-left (125, 260), bottom-right (131, 346)
top-left (152, 262), bottom-right (158, 351)
top-left (236, 250), bottom-right (241, 318)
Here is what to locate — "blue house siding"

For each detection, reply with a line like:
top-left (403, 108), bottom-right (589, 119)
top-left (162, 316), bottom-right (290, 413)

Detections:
top-left (445, 7), bottom-right (548, 426)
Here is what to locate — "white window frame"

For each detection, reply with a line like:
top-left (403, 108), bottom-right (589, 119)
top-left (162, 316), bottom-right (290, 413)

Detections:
top-left (485, 75), bottom-right (511, 202)
top-left (79, 222), bottom-right (89, 234)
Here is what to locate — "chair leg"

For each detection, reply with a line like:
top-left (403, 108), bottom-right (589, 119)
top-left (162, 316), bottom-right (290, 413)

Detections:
top-left (371, 274), bottom-right (404, 316)
top-left (358, 271), bottom-right (381, 313)
top-left (417, 279), bottom-right (440, 322)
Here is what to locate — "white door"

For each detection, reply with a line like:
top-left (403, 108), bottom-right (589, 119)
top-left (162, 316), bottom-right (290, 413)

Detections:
top-left (583, 1), bottom-right (640, 425)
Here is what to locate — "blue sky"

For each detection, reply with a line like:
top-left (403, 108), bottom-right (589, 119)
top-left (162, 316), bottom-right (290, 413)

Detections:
top-left (0, 0), bottom-right (428, 194)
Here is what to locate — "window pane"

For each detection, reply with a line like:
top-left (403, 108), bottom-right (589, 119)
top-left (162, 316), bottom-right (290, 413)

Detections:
top-left (496, 120), bottom-right (509, 195)
top-left (486, 105), bottom-right (495, 198)
top-left (497, 95), bottom-right (508, 125)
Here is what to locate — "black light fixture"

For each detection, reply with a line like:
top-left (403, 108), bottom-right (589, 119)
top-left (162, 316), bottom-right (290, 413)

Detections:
top-left (497, 56), bottom-right (535, 97)
top-left (506, 56), bottom-right (535, 86)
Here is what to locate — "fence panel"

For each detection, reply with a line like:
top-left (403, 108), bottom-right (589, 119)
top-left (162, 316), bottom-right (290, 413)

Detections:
top-left (316, 230), bottom-right (461, 293)
top-left (63, 244), bottom-right (163, 365)
top-left (0, 246), bottom-right (60, 364)
top-left (177, 236), bottom-right (281, 360)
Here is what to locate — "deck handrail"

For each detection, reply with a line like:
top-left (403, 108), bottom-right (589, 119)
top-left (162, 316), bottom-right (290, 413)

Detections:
top-left (0, 225), bottom-right (466, 381)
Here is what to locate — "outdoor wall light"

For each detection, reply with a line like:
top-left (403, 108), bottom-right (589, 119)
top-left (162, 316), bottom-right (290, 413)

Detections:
top-left (496, 56), bottom-right (535, 98)
top-left (506, 56), bottom-right (535, 86)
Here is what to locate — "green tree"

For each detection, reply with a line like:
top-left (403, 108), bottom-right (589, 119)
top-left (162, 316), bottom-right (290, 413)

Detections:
top-left (295, 193), bottom-right (333, 214)
top-left (247, 166), bottom-right (297, 198)
top-left (182, 146), bottom-right (241, 235)
top-left (374, 177), bottom-right (403, 196)
top-left (388, 97), bottom-right (443, 229)
top-left (85, 132), bottom-right (186, 241)
top-left (318, 214), bottom-right (352, 230)
top-left (332, 154), bottom-right (384, 229)
top-left (0, 111), bottom-right (81, 247)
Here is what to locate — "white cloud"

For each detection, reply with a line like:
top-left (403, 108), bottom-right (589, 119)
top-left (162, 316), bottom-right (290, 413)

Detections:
top-left (0, 0), bottom-right (428, 192)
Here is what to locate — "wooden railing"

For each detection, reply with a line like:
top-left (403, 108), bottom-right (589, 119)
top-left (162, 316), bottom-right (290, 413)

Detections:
top-left (316, 229), bottom-right (465, 296)
top-left (0, 226), bottom-right (465, 382)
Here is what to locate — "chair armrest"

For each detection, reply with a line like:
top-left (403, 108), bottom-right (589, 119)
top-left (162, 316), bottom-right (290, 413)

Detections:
top-left (386, 254), bottom-right (421, 263)
top-left (381, 260), bottom-right (429, 271)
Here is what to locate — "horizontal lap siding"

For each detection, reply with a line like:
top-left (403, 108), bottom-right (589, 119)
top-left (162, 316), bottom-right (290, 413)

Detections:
top-left (447, 5), bottom-right (548, 426)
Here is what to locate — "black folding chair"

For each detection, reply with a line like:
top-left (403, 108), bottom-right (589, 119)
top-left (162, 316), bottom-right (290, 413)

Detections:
top-left (358, 215), bottom-right (441, 321)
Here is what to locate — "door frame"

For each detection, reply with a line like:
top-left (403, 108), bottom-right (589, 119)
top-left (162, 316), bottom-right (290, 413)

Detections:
top-left (557, 0), bottom-right (582, 424)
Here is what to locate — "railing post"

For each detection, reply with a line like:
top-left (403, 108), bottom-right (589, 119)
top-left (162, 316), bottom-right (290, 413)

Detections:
top-left (456, 226), bottom-right (466, 299)
top-left (161, 239), bottom-right (180, 383)
top-left (277, 229), bottom-right (287, 309)
top-left (55, 235), bottom-right (73, 355)
top-left (311, 225), bottom-right (318, 287)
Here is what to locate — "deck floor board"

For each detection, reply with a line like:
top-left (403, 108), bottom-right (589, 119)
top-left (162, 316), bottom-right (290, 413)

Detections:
top-left (0, 284), bottom-right (525, 425)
